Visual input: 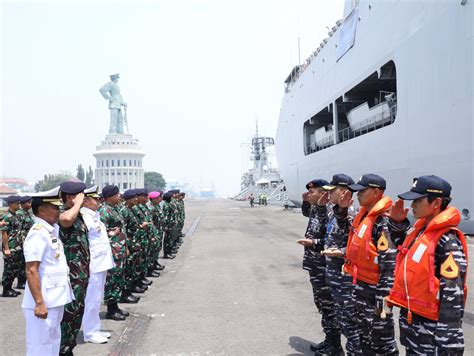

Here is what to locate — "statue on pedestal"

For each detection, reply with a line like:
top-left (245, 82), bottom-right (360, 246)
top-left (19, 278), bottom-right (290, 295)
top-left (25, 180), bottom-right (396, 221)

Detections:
top-left (99, 73), bottom-right (128, 134)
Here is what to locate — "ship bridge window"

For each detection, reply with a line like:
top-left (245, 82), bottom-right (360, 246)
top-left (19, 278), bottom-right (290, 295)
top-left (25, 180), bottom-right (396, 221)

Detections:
top-left (304, 60), bottom-right (397, 156)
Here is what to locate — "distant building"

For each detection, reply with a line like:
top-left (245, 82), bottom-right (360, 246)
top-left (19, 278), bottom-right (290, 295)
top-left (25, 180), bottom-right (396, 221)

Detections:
top-left (93, 134), bottom-right (145, 190)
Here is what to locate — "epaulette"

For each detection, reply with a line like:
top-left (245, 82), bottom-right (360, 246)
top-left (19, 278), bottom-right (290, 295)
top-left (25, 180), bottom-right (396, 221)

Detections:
top-left (32, 223), bottom-right (43, 231)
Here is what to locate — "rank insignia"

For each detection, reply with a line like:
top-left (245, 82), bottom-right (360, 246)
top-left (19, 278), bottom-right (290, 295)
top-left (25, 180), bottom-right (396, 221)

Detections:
top-left (377, 233), bottom-right (389, 251)
top-left (440, 252), bottom-right (459, 279)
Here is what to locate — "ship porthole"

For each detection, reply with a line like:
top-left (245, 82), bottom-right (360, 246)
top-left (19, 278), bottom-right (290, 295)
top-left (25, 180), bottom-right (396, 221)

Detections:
top-left (462, 208), bottom-right (470, 220)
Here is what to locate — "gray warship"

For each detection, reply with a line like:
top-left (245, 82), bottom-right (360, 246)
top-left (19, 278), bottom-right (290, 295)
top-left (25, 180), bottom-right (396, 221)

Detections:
top-left (234, 125), bottom-right (291, 206)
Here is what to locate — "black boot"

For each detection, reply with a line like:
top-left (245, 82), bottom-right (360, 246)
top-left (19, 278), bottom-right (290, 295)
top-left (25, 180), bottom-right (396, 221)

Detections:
top-left (309, 336), bottom-right (330, 352)
top-left (163, 254), bottom-right (175, 259)
top-left (106, 302), bottom-right (126, 321)
top-left (2, 288), bottom-right (18, 297)
top-left (155, 262), bottom-right (165, 270)
top-left (120, 292), bottom-right (140, 303)
top-left (141, 278), bottom-right (153, 286)
top-left (117, 306), bottom-right (130, 317)
top-left (314, 335), bottom-right (343, 356)
top-left (147, 270), bottom-right (161, 278)
top-left (132, 285), bottom-right (147, 293)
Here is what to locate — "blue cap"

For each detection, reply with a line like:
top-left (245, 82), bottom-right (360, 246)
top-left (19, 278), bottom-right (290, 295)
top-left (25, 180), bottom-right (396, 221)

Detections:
top-left (60, 181), bottom-right (86, 194)
top-left (398, 175), bottom-right (452, 200)
top-left (4, 195), bottom-right (21, 204)
top-left (349, 174), bottom-right (386, 192)
top-left (20, 196), bottom-right (32, 203)
top-left (305, 179), bottom-right (329, 190)
top-left (323, 174), bottom-right (355, 190)
top-left (102, 185), bottom-right (120, 198)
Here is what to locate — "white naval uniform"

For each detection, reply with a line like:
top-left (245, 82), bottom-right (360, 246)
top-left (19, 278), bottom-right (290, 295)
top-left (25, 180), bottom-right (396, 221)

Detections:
top-left (21, 217), bottom-right (74, 356)
top-left (81, 207), bottom-right (114, 340)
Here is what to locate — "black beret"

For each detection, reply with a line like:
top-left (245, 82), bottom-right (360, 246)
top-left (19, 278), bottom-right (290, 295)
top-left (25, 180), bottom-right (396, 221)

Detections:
top-left (102, 185), bottom-right (120, 198)
top-left (20, 196), bottom-right (32, 203)
top-left (60, 181), bottom-right (86, 194)
top-left (4, 195), bottom-right (21, 204)
top-left (122, 189), bottom-right (137, 200)
top-left (136, 188), bottom-right (148, 196)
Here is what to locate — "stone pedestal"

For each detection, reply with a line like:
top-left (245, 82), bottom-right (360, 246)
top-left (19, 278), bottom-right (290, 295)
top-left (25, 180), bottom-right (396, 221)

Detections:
top-left (93, 134), bottom-right (145, 190)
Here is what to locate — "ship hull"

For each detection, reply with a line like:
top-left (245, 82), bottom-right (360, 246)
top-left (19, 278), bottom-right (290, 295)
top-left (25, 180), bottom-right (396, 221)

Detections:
top-left (276, 1), bottom-right (474, 229)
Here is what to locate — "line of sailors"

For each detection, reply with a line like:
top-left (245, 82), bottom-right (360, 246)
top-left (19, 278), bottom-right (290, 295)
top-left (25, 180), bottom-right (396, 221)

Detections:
top-left (298, 173), bottom-right (468, 356)
top-left (1, 181), bottom-right (186, 356)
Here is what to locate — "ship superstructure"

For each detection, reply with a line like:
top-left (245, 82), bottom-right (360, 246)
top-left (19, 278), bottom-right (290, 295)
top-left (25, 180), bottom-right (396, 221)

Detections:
top-left (275, 0), bottom-right (474, 230)
top-left (235, 125), bottom-right (290, 206)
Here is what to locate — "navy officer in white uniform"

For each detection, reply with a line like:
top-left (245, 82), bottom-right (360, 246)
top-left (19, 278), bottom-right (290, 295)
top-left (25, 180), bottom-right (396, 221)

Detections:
top-left (81, 186), bottom-right (115, 344)
top-left (22, 187), bottom-right (74, 356)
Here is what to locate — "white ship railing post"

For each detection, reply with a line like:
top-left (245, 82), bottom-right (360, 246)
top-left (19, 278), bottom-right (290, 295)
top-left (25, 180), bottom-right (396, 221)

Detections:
top-left (332, 101), bottom-right (339, 144)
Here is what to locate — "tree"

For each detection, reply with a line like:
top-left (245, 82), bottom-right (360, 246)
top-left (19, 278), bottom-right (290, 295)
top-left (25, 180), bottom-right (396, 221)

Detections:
top-left (76, 164), bottom-right (85, 182)
top-left (35, 171), bottom-right (76, 192)
top-left (144, 172), bottom-right (166, 191)
top-left (85, 166), bottom-right (94, 187)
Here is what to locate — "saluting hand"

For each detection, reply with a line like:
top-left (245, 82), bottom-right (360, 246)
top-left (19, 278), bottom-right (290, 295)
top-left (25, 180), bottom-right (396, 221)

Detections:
top-left (390, 199), bottom-right (408, 222)
top-left (317, 191), bottom-right (330, 206)
top-left (302, 192), bottom-right (309, 202)
top-left (73, 192), bottom-right (85, 207)
top-left (34, 302), bottom-right (48, 319)
top-left (338, 190), bottom-right (353, 208)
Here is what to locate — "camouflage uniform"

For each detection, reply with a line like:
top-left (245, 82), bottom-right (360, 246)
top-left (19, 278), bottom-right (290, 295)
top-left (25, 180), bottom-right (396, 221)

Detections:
top-left (59, 208), bottom-right (90, 354)
top-left (169, 198), bottom-right (180, 249)
top-left (99, 203), bottom-right (127, 305)
top-left (133, 204), bottom-right (151, 279)
top-left (389, 221), bottom-right (467, 355)
top-left (120, 205), bottom-right (142, 288)
top-left (17, 208), bottom-right (34, 286)
top-left (148, 203), bottom-right (164, 267)
top-left (162, 200), bottom-right (176, 256)
top-left (340, 206), bottom-right (402, 355)
top-left (1, 209), bottom-right (23, 290)
top-left (177, 199), bottom-right (185, 236)
top-left (301, 202), bottom-right (341, 346)
top-left (322, 204), bottom-right (362, 355)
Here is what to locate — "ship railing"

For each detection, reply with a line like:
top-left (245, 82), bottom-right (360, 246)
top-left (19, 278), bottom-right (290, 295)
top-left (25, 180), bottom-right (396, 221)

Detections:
top-left (305, 103), bottom-right (397, 154)
top-left (339, 103), bottom-right (397, 142)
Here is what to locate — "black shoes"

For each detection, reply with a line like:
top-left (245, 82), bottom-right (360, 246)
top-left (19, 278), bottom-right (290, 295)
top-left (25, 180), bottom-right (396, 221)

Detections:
top-left (313, 336), bottom-right (343, 356)
top-left (117, 307), bottom-right (130, 317)
top-left (132, 285), bottom-right (147, 293)
top-left (16, 283), bottom-right (26, 290)
top-left (106, 310), bottom-right (126, 321)
top-left (155, 262), bottom-right (165, 271)
top-left (2, 289), bottom-right (19, 297)
top-left (141, 278), bottom-right (153, 286)
top-left (163, 254), bottom-right (175, 259)
top-left (310, 337), bottom-right (330, 352)
top-left (120, 294), bottom-right (140, 303)
top-left (147, 270), bottom-right (161, 278)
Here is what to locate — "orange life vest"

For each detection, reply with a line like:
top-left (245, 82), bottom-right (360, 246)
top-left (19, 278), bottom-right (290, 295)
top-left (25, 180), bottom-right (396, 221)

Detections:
top-left (343, 196), bottom-right (392, 285)
top-left (387, 206), bottom-right (468, 322)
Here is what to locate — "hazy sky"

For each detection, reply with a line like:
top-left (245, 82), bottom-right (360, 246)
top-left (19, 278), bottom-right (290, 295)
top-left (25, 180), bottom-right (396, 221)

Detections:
top-left (1, 0), bottom-right (344, 196)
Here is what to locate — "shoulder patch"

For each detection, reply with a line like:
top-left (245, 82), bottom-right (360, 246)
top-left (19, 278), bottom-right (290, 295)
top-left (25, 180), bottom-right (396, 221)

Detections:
top-left (440, 252), bottom-right (459, 279)
top-left (32, 223), bottom-right (43, 230)
top-left (377, 233), bottom-right (389, 251)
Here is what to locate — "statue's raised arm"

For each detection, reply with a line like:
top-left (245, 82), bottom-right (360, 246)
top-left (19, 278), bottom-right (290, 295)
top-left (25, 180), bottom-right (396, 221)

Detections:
top-left (100, 73), bottom-right (127, 134)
